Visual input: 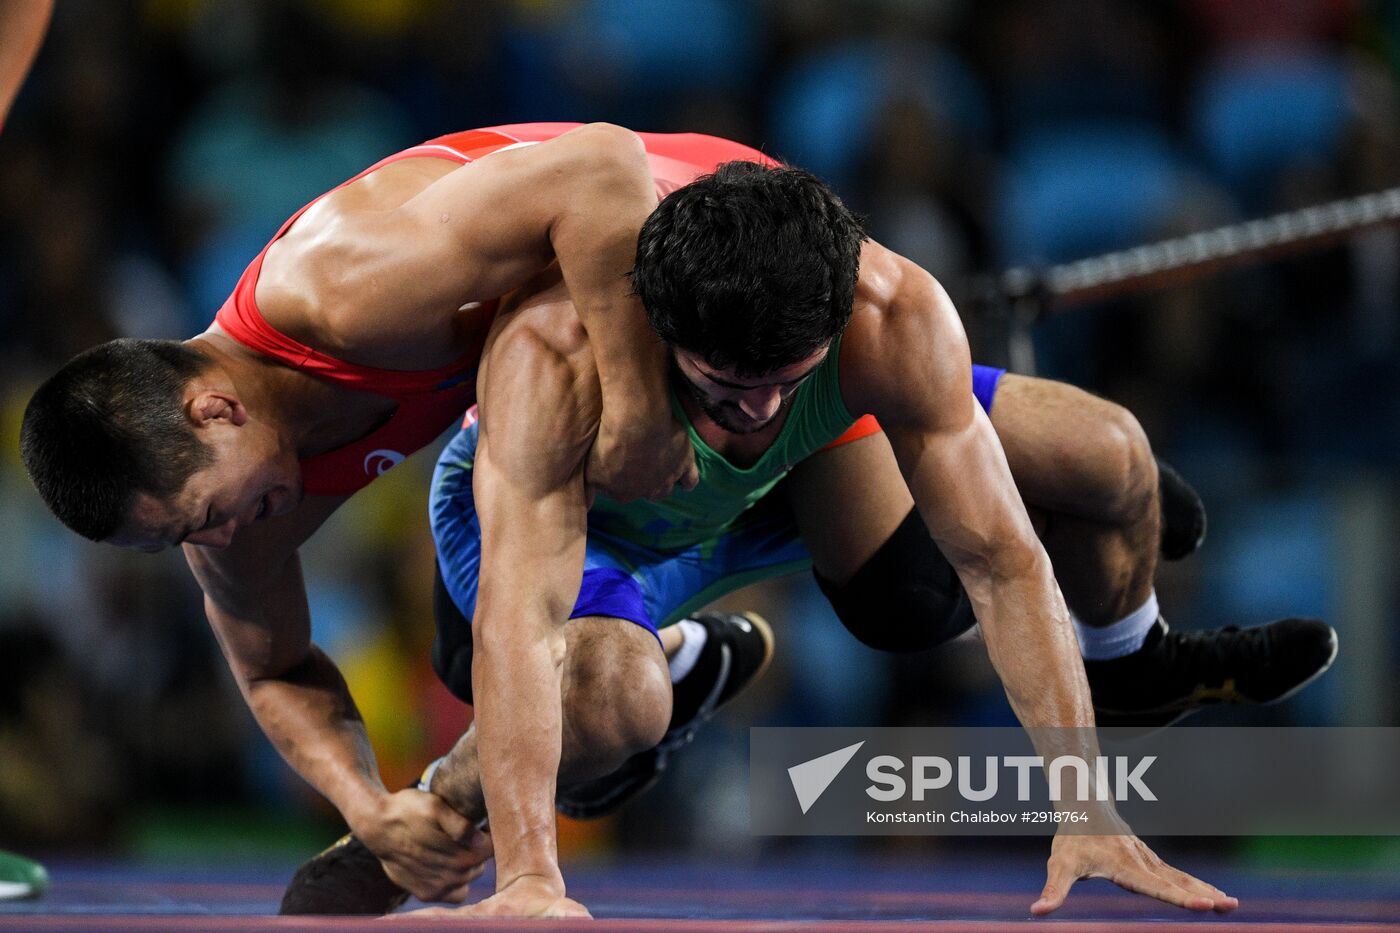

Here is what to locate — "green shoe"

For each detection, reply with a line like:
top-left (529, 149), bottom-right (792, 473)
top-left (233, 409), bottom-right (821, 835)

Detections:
top-left (0, 850), bottom-right (48, 901)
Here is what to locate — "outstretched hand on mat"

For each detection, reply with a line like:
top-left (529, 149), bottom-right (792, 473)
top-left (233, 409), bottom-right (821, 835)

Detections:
top-left (1031, 829), bottom-right (1239, 916)
top-left (351, 788), bottom-right (492, 903)
top-left (402, 874), bottom-right (591, 920)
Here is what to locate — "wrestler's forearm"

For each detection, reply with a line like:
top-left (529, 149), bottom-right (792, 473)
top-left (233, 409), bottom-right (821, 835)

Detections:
top-left (885, 413), bottom-right (1095, 730)
top-left (574, 292), bottom-right (668, 427)
top-left (472, 604), bottom-right (568, 891)
top-left (956, 544), bottom-right (1121, 822)
top-left (196, 548), bottom-right (387, 830)
top-left (960, 546), bottom-right (1095, 729)
top-left (888, 424), bottom-right (1092, 727)
top-left (465, 363), bottom-right (589, 892)
top-left (549, 126), bottom-right (666, 416)
top-left (241, 645), bottom-right (388, 826)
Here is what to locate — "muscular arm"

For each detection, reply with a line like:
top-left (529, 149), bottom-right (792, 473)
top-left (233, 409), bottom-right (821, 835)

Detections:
top-left (184, 495), bottom-right (381, 819)
top-left (0, 0), bottom-right (52, 130)
top-left (186, 495), bottom-right (481, 900)
top-left (845, 246), bottom-right (1235, 915)
top-left (844, 247), bottom-right (1090, 730)
top-left (302, 123), bottom-right (691, 499)
top-left (469, 320), bottom-right (594, 901)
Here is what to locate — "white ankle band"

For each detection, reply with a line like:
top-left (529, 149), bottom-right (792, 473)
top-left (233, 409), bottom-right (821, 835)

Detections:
top-left (1073, 591), bottom-right (1160, 661)
top-left (668, 618), bottom-right (709, 683)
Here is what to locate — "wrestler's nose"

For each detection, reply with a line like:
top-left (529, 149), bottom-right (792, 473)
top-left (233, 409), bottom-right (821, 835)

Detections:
top-left (739, 389), bottom-right (783, 422)
top-left (187, 520), bottom-right (237, 549)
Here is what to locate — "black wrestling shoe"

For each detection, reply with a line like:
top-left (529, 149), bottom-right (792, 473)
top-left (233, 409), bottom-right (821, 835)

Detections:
top-left (1157, 457), bottom-right (1207, 561)
top-left (279, 833), bottom-right (409, 916)
top-left (557, 611), bottom-right (775, 820)
top-left (1087, 617), bottom-right (1339, 729)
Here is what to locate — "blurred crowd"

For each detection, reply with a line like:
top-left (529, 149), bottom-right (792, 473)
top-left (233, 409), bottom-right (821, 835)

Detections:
top-left (1, 0), bottom-right (1398, 858)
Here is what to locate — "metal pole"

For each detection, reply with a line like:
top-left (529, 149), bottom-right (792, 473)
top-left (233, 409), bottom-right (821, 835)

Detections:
top-left (999, 187), bottom-right (1400, 317)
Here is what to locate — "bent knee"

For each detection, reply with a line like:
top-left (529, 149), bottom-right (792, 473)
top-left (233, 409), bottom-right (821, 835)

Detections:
top-left (1094, 403), bottom-right (1158, 523)
top-left (565, 626), bottom-right (672, 757)
top-left (609, 655), bottom-right (672, 753)
top-left (816, 509), bottom-right (976, 653)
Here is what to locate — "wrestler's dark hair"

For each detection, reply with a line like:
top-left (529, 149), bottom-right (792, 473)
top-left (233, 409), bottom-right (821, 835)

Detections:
top-left (20, 339), bottom-right (216, 542)
top-left (631, 160), bottom-right (866, 376)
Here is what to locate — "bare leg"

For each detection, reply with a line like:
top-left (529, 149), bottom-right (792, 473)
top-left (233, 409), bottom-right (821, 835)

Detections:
top-left (780, 431), bottom-right (975, 654)
top-left (783, 374), bottom-right (1160, 628)
top-left (990, 374), bottom-right (1160, 627)
top-left (780, 431), bottom-right (913, 586)
top-left (429, 616), bottom-right (672, 823)
top-left (781, 373), bottom-right (1336, 733)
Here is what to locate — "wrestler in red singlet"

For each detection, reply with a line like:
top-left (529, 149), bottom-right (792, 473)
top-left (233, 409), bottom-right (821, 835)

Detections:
top-left (212, 122), bottom-right (845, 498)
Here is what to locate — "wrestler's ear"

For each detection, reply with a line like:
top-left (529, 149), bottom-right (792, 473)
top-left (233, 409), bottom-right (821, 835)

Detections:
top-left (187, 391), bottom-right (249, 428)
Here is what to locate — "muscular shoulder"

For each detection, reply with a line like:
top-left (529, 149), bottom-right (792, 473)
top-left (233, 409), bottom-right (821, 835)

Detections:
top-left (477, 278), bottom-right (601, 481)
top-left (840, 240), bottom-right (973, 430)
top-left (255, 157), bottom-right (464, 354)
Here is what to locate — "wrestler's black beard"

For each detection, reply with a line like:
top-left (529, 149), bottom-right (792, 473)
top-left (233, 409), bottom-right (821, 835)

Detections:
top-left (674, 368), bottom-right (788, 435)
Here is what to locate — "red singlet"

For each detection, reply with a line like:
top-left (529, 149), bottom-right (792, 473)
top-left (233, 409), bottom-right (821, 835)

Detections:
top-left (214, 123), bottom-right (781, 497)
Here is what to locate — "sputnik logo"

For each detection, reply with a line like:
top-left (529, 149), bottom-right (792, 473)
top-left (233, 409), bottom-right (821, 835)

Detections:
top-left (788, 741), bottom-right (864, 814)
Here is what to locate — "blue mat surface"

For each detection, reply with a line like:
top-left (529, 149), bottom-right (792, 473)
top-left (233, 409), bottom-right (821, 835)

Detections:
top-left (1, 853), bottom-right (1397, 930)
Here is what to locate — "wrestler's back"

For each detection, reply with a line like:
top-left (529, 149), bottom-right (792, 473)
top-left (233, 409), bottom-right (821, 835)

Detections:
top-left (248, 123), bottom-right (772, 374)
top-left (254, 156), bottom-right (477, 372)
